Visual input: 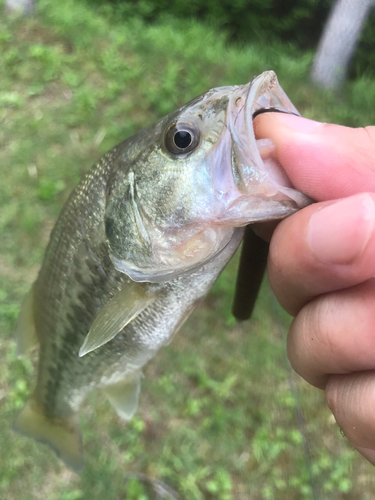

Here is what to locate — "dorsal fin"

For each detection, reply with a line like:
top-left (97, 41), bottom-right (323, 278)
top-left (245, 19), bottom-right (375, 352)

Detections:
top-left (79, 281), bottom-right (157, 357)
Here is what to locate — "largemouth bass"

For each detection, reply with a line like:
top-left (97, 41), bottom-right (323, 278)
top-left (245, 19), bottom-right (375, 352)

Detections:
top-left (14, 71), bottom-right (310, 471)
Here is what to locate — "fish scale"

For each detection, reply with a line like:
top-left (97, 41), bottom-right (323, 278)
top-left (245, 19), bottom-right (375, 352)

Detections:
top-left (35, 156), bottom-right (126, 412)
top-left (32, 142), bottom-right (233, 418)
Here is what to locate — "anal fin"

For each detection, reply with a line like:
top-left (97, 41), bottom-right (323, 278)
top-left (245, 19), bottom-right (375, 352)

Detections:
top-left (103, 373), bottom-right (142, 421)
top-left (13, 395), bottom-right (83, 472)
top-left (15, 286), bottom-right (39, 357)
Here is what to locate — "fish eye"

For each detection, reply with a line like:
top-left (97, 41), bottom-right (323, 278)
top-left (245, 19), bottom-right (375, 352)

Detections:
top-left (165, 121), bottom-right (200, 155)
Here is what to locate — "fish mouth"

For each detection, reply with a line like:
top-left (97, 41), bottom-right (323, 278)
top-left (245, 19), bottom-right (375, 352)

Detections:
top-left (217, 71), bottom-right (312, 225)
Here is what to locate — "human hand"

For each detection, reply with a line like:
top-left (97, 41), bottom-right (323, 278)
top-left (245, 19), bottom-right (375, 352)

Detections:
top-left (254, 113), bottom-right (375, 465)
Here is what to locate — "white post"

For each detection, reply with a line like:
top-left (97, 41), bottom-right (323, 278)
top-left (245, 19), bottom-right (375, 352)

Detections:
top-left (5, 0), bottom-right (35, 14)
top-left (311, 0), bottom-right (374, 89)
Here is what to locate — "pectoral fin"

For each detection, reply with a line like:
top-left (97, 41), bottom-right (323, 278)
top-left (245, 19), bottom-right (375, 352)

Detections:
top-left (79, 282), bottom-right (157, 357)
top-left (15, 286), bottom-right (39, 357)
top-left (13, 395), bottom-right (83, 472)
top-left (103, 373), bottom-right (142, 420)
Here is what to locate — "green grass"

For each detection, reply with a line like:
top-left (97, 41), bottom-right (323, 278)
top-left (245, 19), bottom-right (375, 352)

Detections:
top-left (1, 1), bottom-right (375, 499)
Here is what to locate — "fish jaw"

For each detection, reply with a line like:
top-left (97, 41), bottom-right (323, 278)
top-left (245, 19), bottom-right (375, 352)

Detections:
top-left (212, 70), bottom-right (312, 225)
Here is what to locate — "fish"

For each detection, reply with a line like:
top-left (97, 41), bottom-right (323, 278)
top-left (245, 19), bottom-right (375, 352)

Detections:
top-left (13, 71), bottom-right (311, 471)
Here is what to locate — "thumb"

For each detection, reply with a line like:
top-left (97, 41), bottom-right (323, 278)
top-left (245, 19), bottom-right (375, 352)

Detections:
top-left (254, 113), bottom-right (375, 202)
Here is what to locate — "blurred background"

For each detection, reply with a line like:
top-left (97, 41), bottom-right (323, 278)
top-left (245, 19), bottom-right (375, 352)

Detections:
top-left (1, 0), bottom-right (375, 499)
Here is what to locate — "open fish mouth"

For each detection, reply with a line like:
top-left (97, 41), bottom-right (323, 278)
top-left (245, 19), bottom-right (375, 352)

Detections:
top-left (249, 72), bottom-right (311, 208)
top-left (217, 71), bottom-right (311, 224)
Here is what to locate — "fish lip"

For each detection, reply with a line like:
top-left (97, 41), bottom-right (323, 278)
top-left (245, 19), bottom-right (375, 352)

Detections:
top-left (247, 70), bottom-right (300, 118)
top-left (243, 70), bottom-right (301, 177)
top-left (224, 70), bottom-right (312, 212)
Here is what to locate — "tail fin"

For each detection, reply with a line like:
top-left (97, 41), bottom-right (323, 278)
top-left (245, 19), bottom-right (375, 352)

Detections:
top-left (13, 396), bottom-right (83, 472)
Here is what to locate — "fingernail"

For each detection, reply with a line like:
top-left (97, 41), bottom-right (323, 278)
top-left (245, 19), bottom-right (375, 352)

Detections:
top-left (276, 114), bottom-right (322, 134)
top-left (307, 194), bottom-right (375, 265)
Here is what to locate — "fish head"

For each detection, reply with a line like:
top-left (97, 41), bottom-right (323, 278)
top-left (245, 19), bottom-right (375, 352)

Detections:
top-left (105, 71), bottom-right (311, 282)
